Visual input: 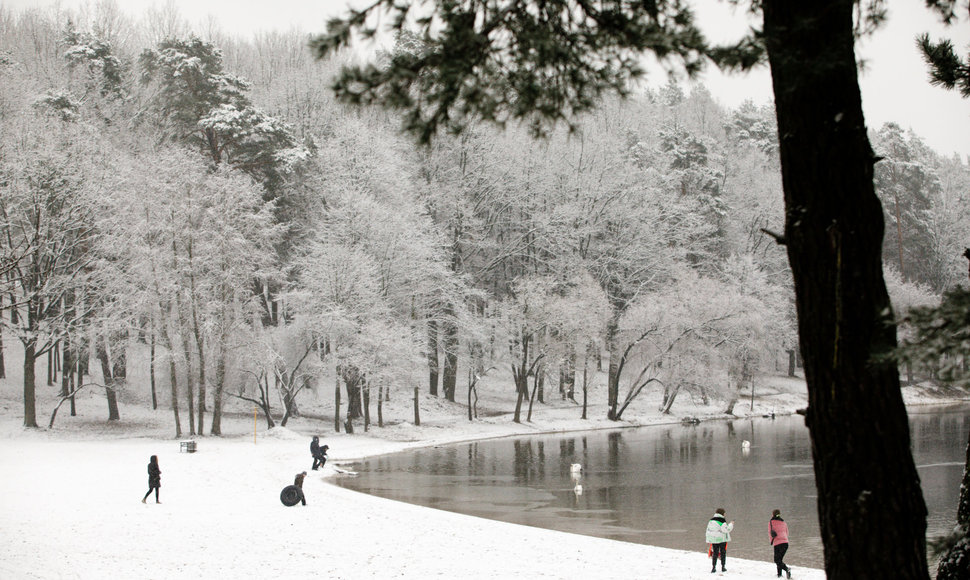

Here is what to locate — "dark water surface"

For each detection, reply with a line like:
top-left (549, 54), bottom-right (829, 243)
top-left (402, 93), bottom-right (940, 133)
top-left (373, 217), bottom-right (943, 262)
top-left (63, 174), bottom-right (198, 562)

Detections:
top-left (335, 406), bottom-right (970, 570)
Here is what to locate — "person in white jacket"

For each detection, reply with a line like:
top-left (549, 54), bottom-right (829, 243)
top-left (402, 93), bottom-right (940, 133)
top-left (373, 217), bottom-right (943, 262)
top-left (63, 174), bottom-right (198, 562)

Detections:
top-left (705, 508), bottom-right (734, 573)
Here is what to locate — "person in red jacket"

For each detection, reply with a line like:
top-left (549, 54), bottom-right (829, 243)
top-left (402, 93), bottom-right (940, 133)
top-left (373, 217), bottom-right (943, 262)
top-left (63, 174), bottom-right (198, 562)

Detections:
top-left (769, 509), bottom-right (792, 578)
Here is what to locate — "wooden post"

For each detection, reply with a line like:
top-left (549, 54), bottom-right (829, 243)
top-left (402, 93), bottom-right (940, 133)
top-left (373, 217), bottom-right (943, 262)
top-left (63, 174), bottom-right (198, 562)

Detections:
top-left (413, 386), bottom-right (420, 426)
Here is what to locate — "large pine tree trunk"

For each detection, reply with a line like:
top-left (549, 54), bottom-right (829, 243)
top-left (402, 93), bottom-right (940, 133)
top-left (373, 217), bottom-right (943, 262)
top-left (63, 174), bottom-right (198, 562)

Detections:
top-left (763, 2), bottom-right (928, 576)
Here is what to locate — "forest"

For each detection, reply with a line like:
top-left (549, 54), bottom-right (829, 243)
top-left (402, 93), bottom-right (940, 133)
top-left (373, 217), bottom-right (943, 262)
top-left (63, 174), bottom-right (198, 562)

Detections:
top-left (1, 1), bottom-right (967, 438)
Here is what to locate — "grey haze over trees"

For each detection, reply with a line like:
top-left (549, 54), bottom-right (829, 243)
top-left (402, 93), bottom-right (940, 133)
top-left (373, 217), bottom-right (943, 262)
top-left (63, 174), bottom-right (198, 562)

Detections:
top-left (309, 0), bottom-right (970, 577)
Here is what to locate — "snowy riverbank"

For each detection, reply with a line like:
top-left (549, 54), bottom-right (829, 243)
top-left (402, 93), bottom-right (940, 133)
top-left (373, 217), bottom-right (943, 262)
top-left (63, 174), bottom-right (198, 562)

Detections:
top-left (0, 428), bottom-right (831, 580)
top-left (0, 374), bottom-right (961, 579)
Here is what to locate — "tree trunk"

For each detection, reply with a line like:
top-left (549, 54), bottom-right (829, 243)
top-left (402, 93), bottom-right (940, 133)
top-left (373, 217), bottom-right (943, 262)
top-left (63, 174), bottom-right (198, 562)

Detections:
top-left (565, 350), bottom-right (576, 402)
top-left (427, 319), bottom-right (439, 396)
top-left (363, 382), bottom-right (371, 432)
top-left (178, 322), bottom-right (196, 436)
top-left (723, 379), bottom-right (738, 414)
top-left (442, 304), bottom-right (458, 402)
top-left (159, 317), bottom-right (182, 439)
top-left (334, 382), bottom-right (341, 432)
top-left (413, 386), bottom-right (420, 426)
top-left (210, 349), bottom-right (226, 436)
top-left (527, 367), bottom-right (540, 422)
top-left (23, 340), bottom-right (38, 428)
top-left (377, 384), bottom-right (384, 428)
top-left (787, 348), bottom-right (796, 377)
top-left (61, 342), bottom-right (74, 402)
top-left (190, 282), bottom-right (206, 435)
top-left (581, 353), bottom-right (589, 420)
top-left (763, 2), bottom-right (928, 576)
top-left (195, 338), bottom-right (206, 435)
top-left (535, 362), bottom-right (544, 404)
top-left (605, 316), bottom-right (620, 420)
top-left (467, 369), bottom-right (475, 421)
top-left (47, 348), bottom-right (54, 386)
top-left (96, 338), bottom-right (121, 421)
top-left (513, 382), bottom-right (526, 424)
top-left (0, 295), bottom-right (5, 378)
top-left (0, 322), bottom-right (5, 379)
top-left (659, 383), bottom-right (680, 414)
top-left (149, 330), bottom-right (158, 410)
top-left (342, 366), bottom-right (363, 419)
top-left (72, 350), bottom-right (81, 417)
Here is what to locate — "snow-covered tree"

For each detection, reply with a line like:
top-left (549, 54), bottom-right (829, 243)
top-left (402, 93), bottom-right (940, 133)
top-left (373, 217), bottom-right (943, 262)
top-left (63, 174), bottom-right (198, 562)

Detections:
top-left (138, 36), bottom-right (307, 195)
top-left (872, 123), bottom-right (941, 286)
top-left (100, 147), bottom-right (280, 436)
top-left (0, 117), bottom-right (103, 428)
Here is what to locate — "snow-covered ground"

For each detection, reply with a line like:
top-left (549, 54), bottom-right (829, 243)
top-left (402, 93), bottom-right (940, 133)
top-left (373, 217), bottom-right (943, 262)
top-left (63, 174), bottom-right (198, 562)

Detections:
top-left (0, 363), bottom-right (960, 579)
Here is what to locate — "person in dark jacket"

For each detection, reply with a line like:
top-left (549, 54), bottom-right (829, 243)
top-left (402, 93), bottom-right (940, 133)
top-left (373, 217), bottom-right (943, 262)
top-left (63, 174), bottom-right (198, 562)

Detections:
top-left (769, 509), bottom-right (792, 578)
top-left (294, 471), bottom-right (307, 506)
top-left (142, 455), bottom-right (161, 504)
top-left (310, 436), bottom-right (328, 470)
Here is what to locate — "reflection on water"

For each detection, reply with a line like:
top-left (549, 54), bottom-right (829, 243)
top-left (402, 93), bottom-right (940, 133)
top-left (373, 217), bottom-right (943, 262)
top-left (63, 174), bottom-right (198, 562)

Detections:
top-left (335, 406), bottom-right (970, 570)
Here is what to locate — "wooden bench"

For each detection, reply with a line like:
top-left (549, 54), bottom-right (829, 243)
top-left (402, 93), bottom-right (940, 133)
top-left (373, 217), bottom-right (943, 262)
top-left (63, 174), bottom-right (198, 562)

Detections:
top-left (179, 440), bottom-right (197, 453)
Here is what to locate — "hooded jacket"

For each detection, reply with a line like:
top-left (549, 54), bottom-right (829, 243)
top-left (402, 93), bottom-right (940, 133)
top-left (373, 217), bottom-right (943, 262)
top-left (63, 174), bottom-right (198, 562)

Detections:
top-left (147, 458), bottom-right (161, 488)
top-left (706, 514), bottom-right (733, 544)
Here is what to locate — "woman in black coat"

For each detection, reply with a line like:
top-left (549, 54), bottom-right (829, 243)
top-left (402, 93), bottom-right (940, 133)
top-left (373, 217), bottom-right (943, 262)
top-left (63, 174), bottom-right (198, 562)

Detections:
top-left (142, 455), bottom-right (161, 504)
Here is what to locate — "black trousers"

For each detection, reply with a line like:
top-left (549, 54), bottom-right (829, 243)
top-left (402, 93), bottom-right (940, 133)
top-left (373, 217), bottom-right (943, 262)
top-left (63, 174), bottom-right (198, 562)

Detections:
top-left (143, 485), bottom-right (159, 502)
top-left (711, 542), bottom-right (726, 570)
top-left (774, 542), bottom-right (790, 575)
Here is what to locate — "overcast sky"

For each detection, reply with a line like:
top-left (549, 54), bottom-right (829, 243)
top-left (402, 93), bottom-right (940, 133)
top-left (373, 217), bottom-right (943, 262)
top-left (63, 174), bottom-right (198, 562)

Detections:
top-left (4, 0), bottom-right (968, 158)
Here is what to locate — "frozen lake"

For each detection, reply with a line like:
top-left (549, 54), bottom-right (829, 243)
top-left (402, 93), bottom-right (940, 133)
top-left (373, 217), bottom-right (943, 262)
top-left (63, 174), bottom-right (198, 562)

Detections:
top-left (336, 406), bottom-right (970, 569)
